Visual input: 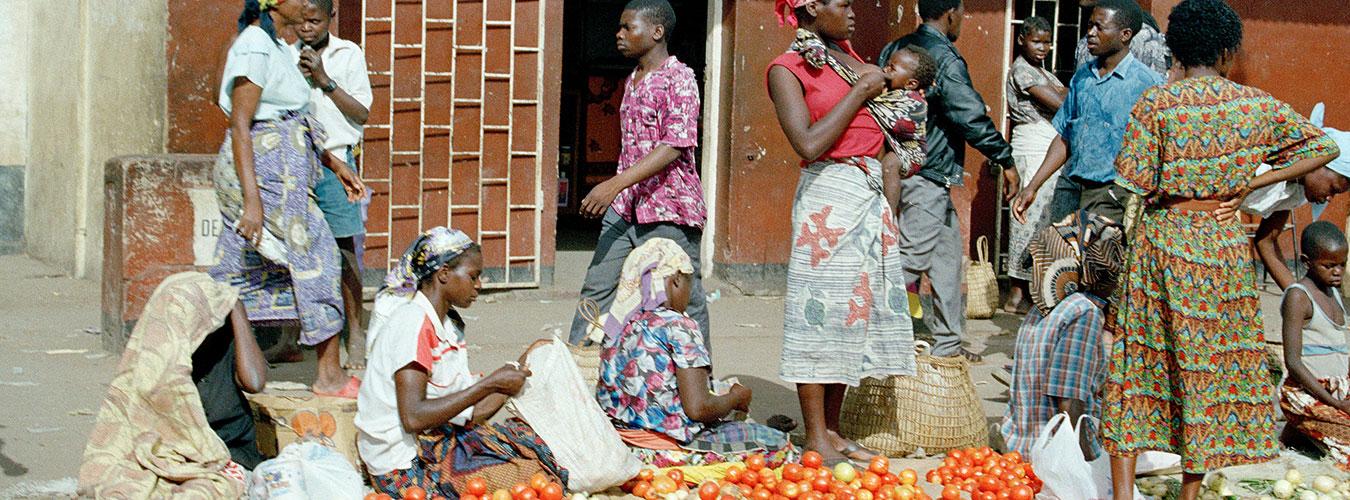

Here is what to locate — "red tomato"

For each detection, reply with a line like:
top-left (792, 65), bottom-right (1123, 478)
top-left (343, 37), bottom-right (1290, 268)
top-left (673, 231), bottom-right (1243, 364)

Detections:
top-left (868, 457), bottom-right (890, 476)
top-left (520, 491), bottom-right (538, 500)
top-left (779, 482), bottom-right (802, 499)
top-left (976, 492), bottom-right (997, 500)
top-left (467, 478), bottom-right (489, 496)
top-left (987, 467), bottom-right (1005, 478)
top-left (365, 494), bottom-right (381, 500)
top-left (742, 473), bottom-right (760, 487)
top-left (784, 464), bottom-right (806, 482)
top-left (753, 489), bottom-right (773, 500)
top-left (1005, 451), bottom-right (1023, 464)
top-left (404, 487), bottom-right (428, 500)
top-left (899, 470), bottom-right (917, 486)
top-left (925, 470), bottom-right (941, 485)
top-left (376, 495), bottom-right (393, 500)
top-left (639, 470), bottom-right (656, 482)
top-left (740, 485), bottom-right (755, 497)
top-left (881, 473), bottom-right (898, 486)
top-left (861, 472), bottom-right (882, 492)
top-left (653, 477), bottom-right (680, 494)
top-left (997, 490), bottom-right (1011, 500)
top-left (954, 466), bottom-right (971, 480)
top-left (763, 478), bottom-right (779, 492)
top-left (948, 450), bottom-right (966, 461)
top-left (747, 454), bottom-right (768, 472)
top-left (1010, 486), bottom-right (1034, 500)
top-left (813, 477), bottom-right (832, 493)
top-left (802, 451), bottom-right (824, 469)
top-left (727, 466), bottom-right (745, 484)
top-left (978, 476), bottom-right (999, 493)
top-left (632, 482), bottom-right (653, 498)
top-left (700, 481), bottom-right (722, 500)
top-left (529, 473), bottom-right (550, 493)
top-left (668, 469), bottom-right (686, 485)
top-left (540, 483), bottom-right (564, 500)
top-left (510, 483), bottom-right (532, 500)
top-left (940, 485), bottom-right (962, 500)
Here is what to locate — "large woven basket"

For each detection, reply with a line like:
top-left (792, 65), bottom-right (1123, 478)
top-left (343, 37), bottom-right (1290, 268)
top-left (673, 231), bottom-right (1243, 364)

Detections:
top-left (965, 236), bottom-right (999, 319)
top-left (839, 344), bottom-right (988, 456)
top-left (568, 342), bottom-right (602, 391)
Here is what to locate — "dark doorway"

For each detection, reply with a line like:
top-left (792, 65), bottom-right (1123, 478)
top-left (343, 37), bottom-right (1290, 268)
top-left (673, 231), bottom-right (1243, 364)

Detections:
top-left (556, 0), bottom-right (708, 252)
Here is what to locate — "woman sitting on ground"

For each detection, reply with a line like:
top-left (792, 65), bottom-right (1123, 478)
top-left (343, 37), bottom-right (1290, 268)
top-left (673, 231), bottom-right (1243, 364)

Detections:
top-left (591, 238), bottom-right (795, 468)
top-left (79, 273), bottom-right (266, 497)
top-left (355, 227), bottom-right (566, 497)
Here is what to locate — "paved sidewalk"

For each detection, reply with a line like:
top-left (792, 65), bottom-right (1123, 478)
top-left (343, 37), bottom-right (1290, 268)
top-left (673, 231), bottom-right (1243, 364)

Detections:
top-left (0, 251), bottom-right (1301, 497)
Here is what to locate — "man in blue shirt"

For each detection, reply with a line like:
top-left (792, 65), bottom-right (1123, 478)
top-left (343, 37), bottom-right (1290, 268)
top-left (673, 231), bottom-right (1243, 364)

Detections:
top-left (1011, 0), bottom-right (1163, 224)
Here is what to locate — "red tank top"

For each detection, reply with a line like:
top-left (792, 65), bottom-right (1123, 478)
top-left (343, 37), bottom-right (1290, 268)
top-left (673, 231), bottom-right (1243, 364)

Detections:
top-left (767, 51), bottom-right (885, 164)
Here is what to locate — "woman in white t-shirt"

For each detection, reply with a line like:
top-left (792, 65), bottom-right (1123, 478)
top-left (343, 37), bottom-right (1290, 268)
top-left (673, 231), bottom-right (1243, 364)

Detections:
top-left (209, 0), bottom-right (365, 398)
top-left (355, 227), bottom-right (566, 497)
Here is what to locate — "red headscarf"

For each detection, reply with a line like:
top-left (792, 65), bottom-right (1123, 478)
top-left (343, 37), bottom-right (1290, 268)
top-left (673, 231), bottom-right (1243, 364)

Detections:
top-left (775, 0), bottom-right (813, 27)
top-left (775, 0), bottom-right (864, 62)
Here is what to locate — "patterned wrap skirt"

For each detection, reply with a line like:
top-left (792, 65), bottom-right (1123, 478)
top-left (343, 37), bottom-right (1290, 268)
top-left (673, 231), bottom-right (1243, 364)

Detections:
top-left (1007, 121), bottom-right (1060, 280)
top-left (781, 157), bottom-right (915, 385)
top-left (210, 110), bottom-right (345, 346)
top-left (1282, 378), bottom-right (1350, 471)
top-left (1102, 208), bottom-right (1277, 473)
top-left (369, 419), bottom-right (569, 498)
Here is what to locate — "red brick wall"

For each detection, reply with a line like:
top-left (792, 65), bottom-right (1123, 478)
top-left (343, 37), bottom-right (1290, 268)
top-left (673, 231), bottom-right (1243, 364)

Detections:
top-left (166, 1), bottom-right (236, 154)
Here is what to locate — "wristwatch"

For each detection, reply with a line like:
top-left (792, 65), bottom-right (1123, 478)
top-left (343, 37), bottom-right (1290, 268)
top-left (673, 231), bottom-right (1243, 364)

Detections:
top-left (321, 80), bottom-right (339, 93)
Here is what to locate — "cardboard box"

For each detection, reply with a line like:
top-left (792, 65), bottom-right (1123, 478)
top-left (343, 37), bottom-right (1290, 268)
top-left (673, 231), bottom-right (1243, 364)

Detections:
top-left (247, 387), bottom-right (363, 471)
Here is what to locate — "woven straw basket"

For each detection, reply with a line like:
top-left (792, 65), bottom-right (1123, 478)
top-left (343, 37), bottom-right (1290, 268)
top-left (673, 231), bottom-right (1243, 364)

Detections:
top-left (839, 342), bottom-right (988, 456)
top-left (965, 235), bottom-right (999, 319)
top-left (568, 298), bottom-right (604, 390)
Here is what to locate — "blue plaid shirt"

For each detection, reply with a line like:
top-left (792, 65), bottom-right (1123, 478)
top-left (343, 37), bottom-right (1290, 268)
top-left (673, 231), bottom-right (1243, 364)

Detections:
top-left (1001, 293), bottom-right (1109, 456)
top-left (1052, 53), bottom-right (1163, 184)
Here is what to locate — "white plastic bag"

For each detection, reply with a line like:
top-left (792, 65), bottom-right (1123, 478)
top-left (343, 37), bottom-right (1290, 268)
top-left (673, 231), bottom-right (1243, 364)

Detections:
top-left (509, 337), bottom-right (642, 492)
top-left (248, 441), bottom-right (364, 500)
top-left (1030, 413), bottom-right (1109, 500)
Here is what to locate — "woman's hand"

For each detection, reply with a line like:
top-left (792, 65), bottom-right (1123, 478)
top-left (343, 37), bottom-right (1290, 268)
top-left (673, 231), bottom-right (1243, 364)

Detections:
top-left (237, 195), bottom-right (265, 248)
top-left (1215, 184), bottom-right (1252, 224)
top-left (483, 364), bottom-right (532, 396)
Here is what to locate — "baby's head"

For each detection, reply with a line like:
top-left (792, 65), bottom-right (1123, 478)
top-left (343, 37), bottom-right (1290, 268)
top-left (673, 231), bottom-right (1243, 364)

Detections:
top-left (884, 46), bottom-right (937, 92)
top-left (1300, 221), bottom-right (1347, 290)
top-left (1017, 16), bottom-right (1053, 64)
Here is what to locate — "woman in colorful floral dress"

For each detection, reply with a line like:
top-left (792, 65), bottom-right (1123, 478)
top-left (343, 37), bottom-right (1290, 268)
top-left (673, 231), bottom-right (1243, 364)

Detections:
top-left (1103, 1), bottom-right (1341, 498)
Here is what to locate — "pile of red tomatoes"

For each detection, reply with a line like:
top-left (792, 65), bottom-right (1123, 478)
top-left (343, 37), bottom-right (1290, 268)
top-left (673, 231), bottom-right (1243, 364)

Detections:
top-left (623, 452), bottom-right (932, 500)
top-left (924, 448), bottom-right (1041, 500)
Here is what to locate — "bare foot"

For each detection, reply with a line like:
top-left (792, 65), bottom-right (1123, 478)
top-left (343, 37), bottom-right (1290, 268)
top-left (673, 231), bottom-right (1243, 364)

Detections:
top-left (805, 437), bottom-right (850, 466)
top-left (310, 373), bottom-right (352, 397)
top-left (827, 430), bottom-right (879, 462)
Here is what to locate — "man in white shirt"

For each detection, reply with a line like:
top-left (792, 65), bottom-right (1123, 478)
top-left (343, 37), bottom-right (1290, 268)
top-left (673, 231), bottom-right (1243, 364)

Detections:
top-left (297, 0), bottom-right (374, 368)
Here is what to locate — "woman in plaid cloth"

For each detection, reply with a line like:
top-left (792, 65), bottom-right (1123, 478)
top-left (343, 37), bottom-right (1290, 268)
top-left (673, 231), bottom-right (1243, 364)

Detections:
top-left (355, 227), bottom-right (565, 497)
top-left (592, 238), bottom-right (795, 468)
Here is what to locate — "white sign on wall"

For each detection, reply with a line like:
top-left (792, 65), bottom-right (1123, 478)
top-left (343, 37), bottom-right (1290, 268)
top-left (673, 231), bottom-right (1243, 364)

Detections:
top-left (189, 188), bottom-right (224, 267)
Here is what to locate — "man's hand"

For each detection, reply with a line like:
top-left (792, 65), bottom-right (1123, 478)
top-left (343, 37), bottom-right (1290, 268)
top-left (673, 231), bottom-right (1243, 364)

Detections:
top-left (1011, 187), bottom-right (1037, 224)
top-left (1001, 165), bottom-right (1021, 202)
top-left (328, 156), bottom-right (367, 202)
top-left (580, 179), bottom-right (625, 218)
top-left (298, 47), bottom-right (332, 89)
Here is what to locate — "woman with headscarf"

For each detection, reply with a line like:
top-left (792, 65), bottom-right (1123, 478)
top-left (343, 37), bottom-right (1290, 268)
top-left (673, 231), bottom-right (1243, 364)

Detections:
top-left (210, 0), bottom-right (365, 397)
top-left (354, 227), bottom-right (566, 497)
top-left (78, 273), bottom-right (263, 498)
top-left (591, 238), bottom-right (795, 468)
top-left (766, 0), bottom-right (918, 465)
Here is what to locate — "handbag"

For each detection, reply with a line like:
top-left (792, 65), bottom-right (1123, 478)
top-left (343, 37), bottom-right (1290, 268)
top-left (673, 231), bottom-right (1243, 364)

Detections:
top-left (965, 235), bottom-right (999, 319)
top-left (839, 342), bottom-right (988, 456)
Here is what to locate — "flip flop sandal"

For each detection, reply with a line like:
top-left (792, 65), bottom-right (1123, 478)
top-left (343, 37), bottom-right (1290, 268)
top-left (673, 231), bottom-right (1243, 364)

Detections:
top-left (313, 375), bottom-right (362, 399)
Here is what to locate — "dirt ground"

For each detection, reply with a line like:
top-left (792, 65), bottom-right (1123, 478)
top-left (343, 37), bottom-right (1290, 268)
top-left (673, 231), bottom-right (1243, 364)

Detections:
top-left (0, 251), bottom-right (1303, 498)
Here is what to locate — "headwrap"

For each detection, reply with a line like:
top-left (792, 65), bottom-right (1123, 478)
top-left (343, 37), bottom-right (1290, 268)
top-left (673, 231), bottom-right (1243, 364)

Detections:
top-left (379, 227), bottom-right (476, 300)
top-left (257, 0), bottom-right (279, 9)
top-left (775, 0), bottom-right (813, 27)
top-left (586, 238), bottom-right (694, 343)
top-left (1027, 211), bottom-right (1124, 315)
top-left (1310, 103), bottom-right (1350, 181)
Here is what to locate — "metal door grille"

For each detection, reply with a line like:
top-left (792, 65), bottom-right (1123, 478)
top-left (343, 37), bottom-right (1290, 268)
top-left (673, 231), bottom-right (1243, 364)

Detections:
top-left (362, 0), bottom-right (547, 288)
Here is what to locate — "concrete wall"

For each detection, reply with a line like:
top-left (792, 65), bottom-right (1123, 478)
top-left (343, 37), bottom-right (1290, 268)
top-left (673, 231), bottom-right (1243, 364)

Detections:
top-left (0, 0), bottom-right (30, 255)
top-left (25, 0), bottom-right (167, 278)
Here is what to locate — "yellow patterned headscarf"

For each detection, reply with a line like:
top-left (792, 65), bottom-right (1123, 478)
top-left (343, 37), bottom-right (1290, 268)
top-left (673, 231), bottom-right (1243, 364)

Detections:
top-left (257, 0), bottom-right (280, 10)
top-left (587, 238), bottom-right (694, 343)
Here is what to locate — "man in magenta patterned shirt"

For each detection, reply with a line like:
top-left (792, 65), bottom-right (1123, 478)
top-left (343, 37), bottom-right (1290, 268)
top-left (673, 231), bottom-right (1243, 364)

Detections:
top-left (570, 0), bottom-right (710, 348)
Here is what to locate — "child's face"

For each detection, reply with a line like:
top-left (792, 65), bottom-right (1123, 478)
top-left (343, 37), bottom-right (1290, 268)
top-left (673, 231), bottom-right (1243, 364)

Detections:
top-left (1304, 167), bottom-right (1350, 204)
top-left (1303, 245), bottom-right (1348, 289)
top-left (1018, 29), bottom-right (1053, 63)
top-left (884, 52), bottom-right (920, 91)
top-left (297, 3), bottom-right (334, 46)
top-left (664, 272), bottom-right (693, 313)
top-left (441, 252), bottom-right (484, 309)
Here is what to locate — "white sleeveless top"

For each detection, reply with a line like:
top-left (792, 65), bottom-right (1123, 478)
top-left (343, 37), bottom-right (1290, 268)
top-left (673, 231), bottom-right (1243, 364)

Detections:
top-left (1286, 283), bottom-right (1350, 379)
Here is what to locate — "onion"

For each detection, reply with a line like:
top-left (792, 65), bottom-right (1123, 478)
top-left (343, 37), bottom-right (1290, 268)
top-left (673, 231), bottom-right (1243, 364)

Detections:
top-left (1275, 479), bottom-right (1297, 499)
top-left (1288, 469), bottom-right (1305, 485)
top-left (1316, 476), bottom-right (1339, 494)
top-left (1298, 490), bottom-right (1318, 500)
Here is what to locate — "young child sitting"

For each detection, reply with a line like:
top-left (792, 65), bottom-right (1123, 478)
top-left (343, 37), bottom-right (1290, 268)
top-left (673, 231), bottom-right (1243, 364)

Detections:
top-left (877, 46), bottom-right (935, 213)
top-left (355, 227), bottom-right (565, 496)
top-left (591, 238), bottom-right (795, 468)
top-left (1279, 221), bottom-right (1350, 470)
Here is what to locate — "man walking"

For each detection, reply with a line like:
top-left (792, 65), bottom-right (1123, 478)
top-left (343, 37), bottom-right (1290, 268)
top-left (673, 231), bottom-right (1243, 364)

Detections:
top-left (880, 0), bottom-right (1019, 362)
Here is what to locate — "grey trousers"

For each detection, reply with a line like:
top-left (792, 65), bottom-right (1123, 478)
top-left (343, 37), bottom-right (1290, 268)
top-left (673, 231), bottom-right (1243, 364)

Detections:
top-left (568, 208), bottom-right (710, 348)
top-left (896, 175), bottom-right (965, 356)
